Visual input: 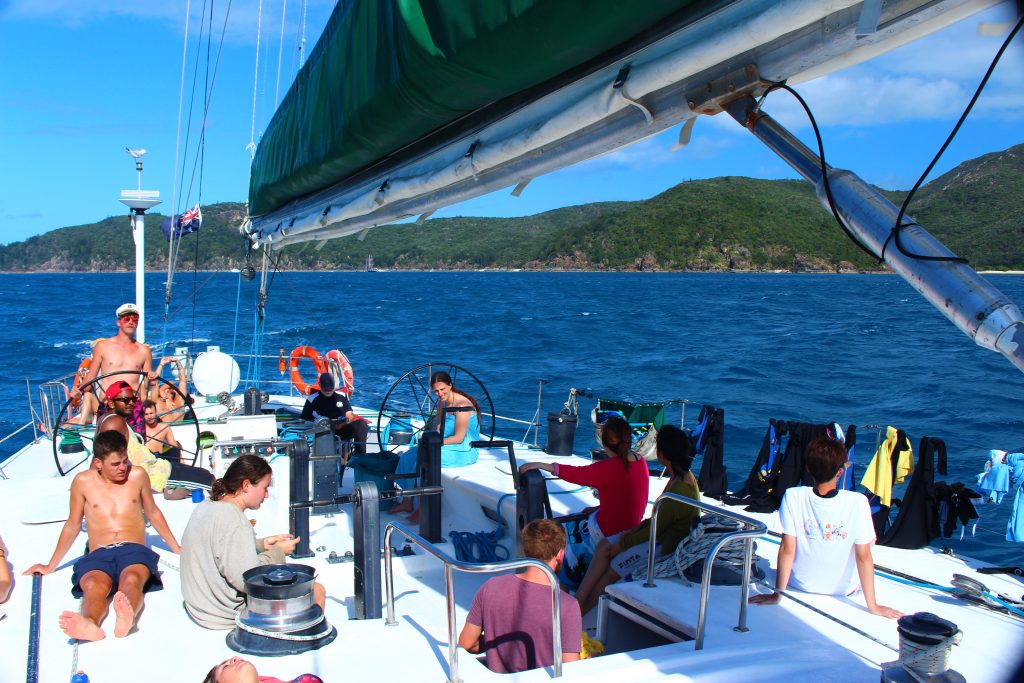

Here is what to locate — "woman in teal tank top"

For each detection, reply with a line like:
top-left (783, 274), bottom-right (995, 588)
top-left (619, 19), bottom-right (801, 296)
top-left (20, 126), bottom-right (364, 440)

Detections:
top-left (392, 371), bottom-right (481, 515)
top-left (430, 369), bottom-right (481, 467)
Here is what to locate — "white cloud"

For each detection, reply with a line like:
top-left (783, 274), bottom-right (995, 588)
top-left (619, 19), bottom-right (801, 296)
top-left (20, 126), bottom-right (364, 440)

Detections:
top-left (797, 74), bottom-right (966, 126)
top-left (873, 3), bottom-right (1024, 82)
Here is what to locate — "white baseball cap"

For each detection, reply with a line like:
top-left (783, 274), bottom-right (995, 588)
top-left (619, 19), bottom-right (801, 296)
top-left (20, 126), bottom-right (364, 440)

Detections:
top-left (116, 303), bottom-right (140, 318)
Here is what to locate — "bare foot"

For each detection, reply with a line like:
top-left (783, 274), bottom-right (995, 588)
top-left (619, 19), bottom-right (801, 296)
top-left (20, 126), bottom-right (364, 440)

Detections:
top-left (112, 591), bottom-right (136, 637)
top-left (59, 611), bottom-right (105, 642)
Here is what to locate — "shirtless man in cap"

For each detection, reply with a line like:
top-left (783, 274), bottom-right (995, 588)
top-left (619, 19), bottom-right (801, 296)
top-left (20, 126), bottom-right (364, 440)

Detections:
top-left (75, 303), bottom-right (154, 396)
top-left (70, 303), bottom-right (155, 425)
top-left (24, 430), bottom-right (181, 641)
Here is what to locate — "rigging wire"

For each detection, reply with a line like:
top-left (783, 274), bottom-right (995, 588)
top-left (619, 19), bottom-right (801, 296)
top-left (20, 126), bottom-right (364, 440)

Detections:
top-left (299, 0), bottom-right (309, 67)
top-left (160, 0), bottom-right (234, 357)
top-left (248, 0), bottom-right (264, 161)
top-left (275, 0), bottom-right (288, 104)
top-left (881, 13), bottom-right (1024, 263)
top-left (191, 0), bottom-right (217, 355)
top-left (166, 272), bottom-right (220, 322)
top-left (166, 0), bottom-right (193, 310)
top-left (162, 0), bottom-right (209, 354)
top-left (169, 2), bottom-right (208, 288)
top-left (274, 272), bottom-right (345, 352)
top-left (232, 271), bottom-right (244, 355)
top-left (181, 0), bottom-right (235, 210)
top-left (757, 82), bottom-right (880, 263)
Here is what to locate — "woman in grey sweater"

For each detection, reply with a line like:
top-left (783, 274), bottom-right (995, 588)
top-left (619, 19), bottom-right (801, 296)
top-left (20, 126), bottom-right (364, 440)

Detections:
top-left (180, 455), bottom-right (324, 629)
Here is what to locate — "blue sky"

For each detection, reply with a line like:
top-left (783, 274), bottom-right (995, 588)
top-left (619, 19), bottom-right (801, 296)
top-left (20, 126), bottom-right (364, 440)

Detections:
top-left (1, 1), bottom-right (1021, 245)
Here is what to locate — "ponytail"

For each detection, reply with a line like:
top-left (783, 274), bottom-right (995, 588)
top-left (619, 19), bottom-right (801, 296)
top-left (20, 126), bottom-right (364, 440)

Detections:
top-left (601, 415), bottom-right (633, 470)
top-left (210, 454), bottom-right (271, 502)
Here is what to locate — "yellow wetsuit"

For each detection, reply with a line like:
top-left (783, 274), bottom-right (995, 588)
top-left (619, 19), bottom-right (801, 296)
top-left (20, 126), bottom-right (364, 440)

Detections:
top-left (860, 425), bottom-right (913, 507)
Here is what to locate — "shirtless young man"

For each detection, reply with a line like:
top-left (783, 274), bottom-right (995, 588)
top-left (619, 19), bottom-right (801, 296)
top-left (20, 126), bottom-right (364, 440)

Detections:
top-left (142, 400), bottom-right (181, 464)
top-left (71, 303), bottom-right (153, 409)
top-left (23, 430), bottom-right (181, 641)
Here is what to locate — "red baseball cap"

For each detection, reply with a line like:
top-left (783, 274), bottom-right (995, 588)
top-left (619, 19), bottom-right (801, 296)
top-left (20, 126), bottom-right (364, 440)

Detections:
top-left (105, 380), bottom-right (134, 401)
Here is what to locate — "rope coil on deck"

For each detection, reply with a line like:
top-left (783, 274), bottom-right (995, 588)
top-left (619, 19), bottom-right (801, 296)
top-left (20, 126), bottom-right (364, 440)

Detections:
top-left (899, 630), bottom-right (961, 682)
top-left (233, 612), bottom-right (327, 641)
top-left (631, 514), bottom-right (750, 583)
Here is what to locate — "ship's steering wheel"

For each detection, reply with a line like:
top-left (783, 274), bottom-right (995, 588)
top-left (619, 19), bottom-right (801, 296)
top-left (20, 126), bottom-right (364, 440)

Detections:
top-left (377, 362), bottom-right (496, 451)
top-left (51, 370), bottom-right (201, 477)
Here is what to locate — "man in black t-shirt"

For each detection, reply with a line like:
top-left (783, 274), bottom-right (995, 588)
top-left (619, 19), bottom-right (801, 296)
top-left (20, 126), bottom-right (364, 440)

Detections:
top-left (301, 372), bottom-right (369, 456)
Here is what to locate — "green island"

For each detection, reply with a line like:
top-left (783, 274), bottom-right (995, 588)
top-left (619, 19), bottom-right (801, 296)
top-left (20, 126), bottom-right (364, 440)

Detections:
top-left (2, 144), bottom-right (1021, 273)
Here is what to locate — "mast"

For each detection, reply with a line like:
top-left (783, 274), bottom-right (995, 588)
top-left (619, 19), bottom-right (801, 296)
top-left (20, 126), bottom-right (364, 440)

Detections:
top-left (120, 150), bottom-right (161, 344)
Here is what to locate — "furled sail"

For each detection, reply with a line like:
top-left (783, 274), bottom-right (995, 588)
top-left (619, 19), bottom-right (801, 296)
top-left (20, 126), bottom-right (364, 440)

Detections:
top-left (250, 0), bottom-right (698, 224)
top-left (248, 0), bottom-right (1000, 247)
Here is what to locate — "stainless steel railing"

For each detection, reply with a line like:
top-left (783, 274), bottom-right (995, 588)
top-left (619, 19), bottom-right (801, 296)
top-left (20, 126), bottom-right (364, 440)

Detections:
top-left (643, 493), bottom-right (766, 650)
top-left (384, 522), bottom-right (564, 681)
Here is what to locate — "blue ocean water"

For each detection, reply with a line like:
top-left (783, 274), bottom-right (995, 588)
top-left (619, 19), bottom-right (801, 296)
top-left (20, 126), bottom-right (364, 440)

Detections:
top-left (1, 271), bottom-right (1022, 563)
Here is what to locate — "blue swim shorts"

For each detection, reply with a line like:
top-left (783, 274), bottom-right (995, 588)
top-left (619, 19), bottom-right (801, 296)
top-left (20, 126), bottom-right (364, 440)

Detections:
top-left (71, 542), bottom-right (163, 598)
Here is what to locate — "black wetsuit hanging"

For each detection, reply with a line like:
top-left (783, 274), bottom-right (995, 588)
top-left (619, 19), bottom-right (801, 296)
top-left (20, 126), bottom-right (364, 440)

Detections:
top-left (693, 404), bottom-right (727, 499)
top-left (934, 482), bottom-right (981, 538)
top-left (869, 428), bottom-right (912, 537)
top-left (879, 436), bottom-right (946, 549)
top-left (724, 420), bottom-right (823, 513)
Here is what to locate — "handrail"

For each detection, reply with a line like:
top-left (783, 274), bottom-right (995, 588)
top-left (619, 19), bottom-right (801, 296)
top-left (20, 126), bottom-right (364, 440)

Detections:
top-left (494, 413), bottom-right (535, 427)
top-left (384, 522), bottom-right (564, 681)
top-left (0, 421), bottom-right (34, 447)
top-left (643, 493), bottom-right (767, 650)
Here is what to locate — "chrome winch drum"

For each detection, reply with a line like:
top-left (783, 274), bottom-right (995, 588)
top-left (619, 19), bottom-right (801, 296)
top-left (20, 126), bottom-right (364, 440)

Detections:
top-left (226, 564), bottom-right (337, 656)
top-left (881, 612), bottom-right (964, 683)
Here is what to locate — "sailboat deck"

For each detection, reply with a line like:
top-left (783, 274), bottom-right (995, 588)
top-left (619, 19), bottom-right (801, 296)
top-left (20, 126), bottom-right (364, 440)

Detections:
top-left (2, 426), bottom-right (1023, 681)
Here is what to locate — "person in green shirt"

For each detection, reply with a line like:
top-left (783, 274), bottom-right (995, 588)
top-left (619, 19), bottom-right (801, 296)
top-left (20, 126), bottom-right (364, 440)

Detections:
top-left (574, 424), bottom-right (700, 615)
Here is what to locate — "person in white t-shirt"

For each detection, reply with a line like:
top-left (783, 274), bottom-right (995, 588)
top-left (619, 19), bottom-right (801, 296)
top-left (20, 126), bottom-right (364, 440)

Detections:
top-left (749, 436), bottom-right (902, 619)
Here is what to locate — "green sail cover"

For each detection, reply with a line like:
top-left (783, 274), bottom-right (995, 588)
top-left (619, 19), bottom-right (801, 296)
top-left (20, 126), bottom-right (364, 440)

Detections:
top-left (249, 0), bottom-right (696, 217)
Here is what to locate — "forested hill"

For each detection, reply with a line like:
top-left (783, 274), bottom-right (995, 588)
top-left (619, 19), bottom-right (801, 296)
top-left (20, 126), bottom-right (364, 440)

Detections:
top-left (1, 144), bottom-right (1021, 272)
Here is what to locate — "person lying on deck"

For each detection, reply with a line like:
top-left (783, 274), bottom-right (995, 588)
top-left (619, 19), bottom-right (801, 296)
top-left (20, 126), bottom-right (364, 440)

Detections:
top-left (748, 436), bottom-right (903, 619)
top-left (179, 454), bottom-right (326, 629)
top-left (202, 656), bottom-right (324, 683)
top-left (573, 424), bottom-right (701, 615)
top-left (23, 431), bottom-right (181, 641)
top-left (518, 415), bottom-right (650, 546)
top-left (459, 519), bottom-right (583, 673)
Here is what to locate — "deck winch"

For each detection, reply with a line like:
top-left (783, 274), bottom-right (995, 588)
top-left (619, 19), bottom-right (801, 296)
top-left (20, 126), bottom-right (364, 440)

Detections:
top-left (226, 564), bottom-right (337, 656)
top-left (881, 612), bottom-right (964, 683)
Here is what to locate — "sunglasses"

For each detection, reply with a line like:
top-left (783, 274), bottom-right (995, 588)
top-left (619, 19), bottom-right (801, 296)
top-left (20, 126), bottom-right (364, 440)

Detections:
top-left (119, 314), bottom-right (139, 322)
top-left (113, 395), bottom-right (137, 404)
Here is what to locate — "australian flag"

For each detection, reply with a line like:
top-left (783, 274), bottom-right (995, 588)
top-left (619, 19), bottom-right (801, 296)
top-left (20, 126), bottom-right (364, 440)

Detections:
top-left (160, 204), bottom-right (203, 241)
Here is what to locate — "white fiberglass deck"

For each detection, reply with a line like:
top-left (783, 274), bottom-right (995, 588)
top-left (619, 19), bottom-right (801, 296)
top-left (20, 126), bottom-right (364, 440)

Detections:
top-left (1, 420), bottom-right (1022, 682)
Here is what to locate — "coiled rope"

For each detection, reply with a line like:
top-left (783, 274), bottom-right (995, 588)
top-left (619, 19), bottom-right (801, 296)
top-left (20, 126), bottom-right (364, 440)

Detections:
top-left (448, 528), bottom-right (509, 563)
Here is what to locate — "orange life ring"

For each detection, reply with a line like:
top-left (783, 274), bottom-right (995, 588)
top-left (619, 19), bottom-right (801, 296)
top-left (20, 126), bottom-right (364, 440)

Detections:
top-left (324, 349), bottom-right (355, 396)
top-left (289, 346), bottom-right (327, 395)
top-left (69, 358), bottom-right (92, 409)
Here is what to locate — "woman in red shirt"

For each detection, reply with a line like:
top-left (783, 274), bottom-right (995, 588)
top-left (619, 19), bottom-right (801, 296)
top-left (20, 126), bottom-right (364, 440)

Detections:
top-left (518, 415), bottom-right (649, 545)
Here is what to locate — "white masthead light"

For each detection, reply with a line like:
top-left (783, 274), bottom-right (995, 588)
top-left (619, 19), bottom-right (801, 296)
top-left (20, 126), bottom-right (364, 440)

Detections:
top-left (119, 146), bottom-right (160, 344)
